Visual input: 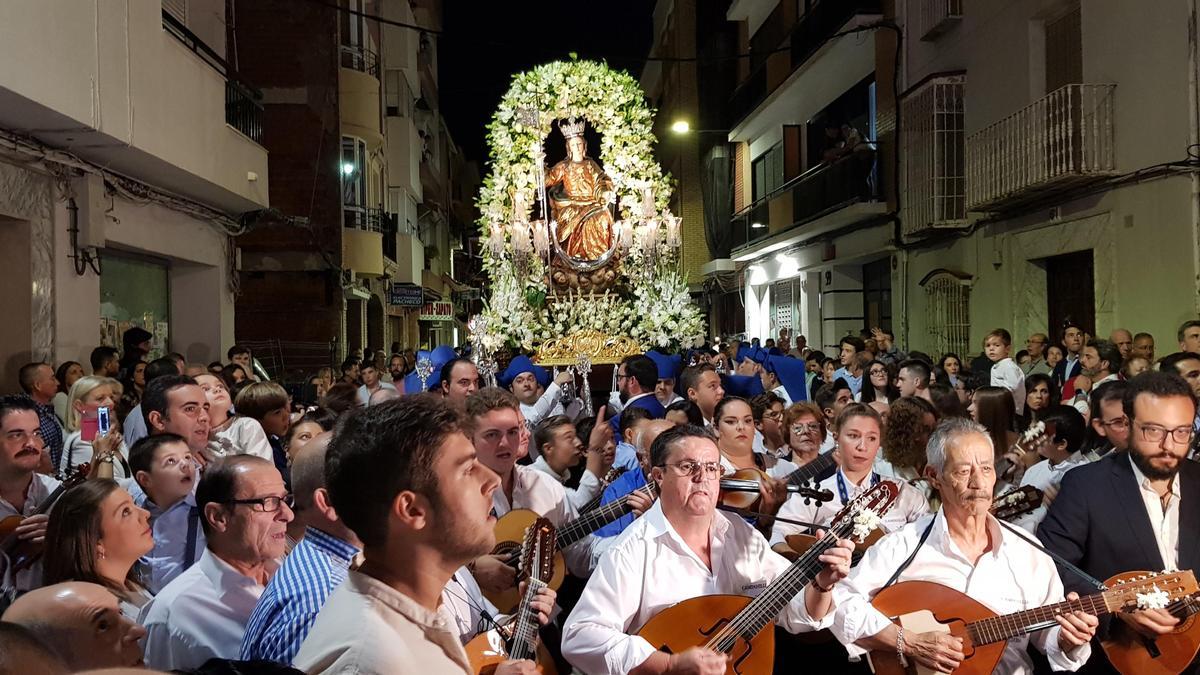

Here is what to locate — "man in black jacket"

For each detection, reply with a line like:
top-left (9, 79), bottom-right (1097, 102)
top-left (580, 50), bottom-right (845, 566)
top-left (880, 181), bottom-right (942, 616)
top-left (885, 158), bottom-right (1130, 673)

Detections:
top-left (1039, 370), bottom-right (1200, 673)
top-left (1051, 322), bottom-right (1086, 392)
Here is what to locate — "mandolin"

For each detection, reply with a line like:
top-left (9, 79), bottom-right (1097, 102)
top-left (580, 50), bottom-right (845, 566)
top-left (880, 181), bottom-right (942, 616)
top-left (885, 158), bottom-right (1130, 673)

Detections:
top-left (997, 420), bottom-right (1057, 484)
top-left (868, 570), bottom-right (1199, 675)
top-left (990, 485), bottom-right (1044, 522)
top-left (467, 517), bottom-right (558, 675)
top-left (1101, 570), bottom-right (1200, 675)
top-left (0, 463), bottom-right (91, 574)
top-left (718, 451), bottom-right (838, 511)
top-left (636, 480), bottom-right (901, 675)
top-left (485, 480), bottom-right (661, 611)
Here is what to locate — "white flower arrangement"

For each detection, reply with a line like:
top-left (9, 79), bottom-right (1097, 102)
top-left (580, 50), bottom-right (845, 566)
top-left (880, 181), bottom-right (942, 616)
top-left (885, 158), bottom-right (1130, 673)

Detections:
top-left (851, 508), bottom-right (883, 542)
top-left (472, 60), bottom-right (705, 355)
top-left (1021, 421), bottom-right (1046, 443)
top-left (1135, 584), bottom-right (1172, 610)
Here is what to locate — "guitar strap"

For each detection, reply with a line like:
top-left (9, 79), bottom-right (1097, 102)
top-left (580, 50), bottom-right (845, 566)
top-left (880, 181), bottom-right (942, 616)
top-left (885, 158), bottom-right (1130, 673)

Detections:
top-left (881, 517), bottom-right (936, 590)
top-left (996, 519), bottom-right (1107, 591)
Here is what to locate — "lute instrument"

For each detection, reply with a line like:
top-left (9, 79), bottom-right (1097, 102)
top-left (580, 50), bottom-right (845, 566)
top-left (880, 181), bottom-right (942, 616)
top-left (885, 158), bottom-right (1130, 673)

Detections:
top-left (635, 480), bottom-right (901, 675)
top-left (467, 517), bottom-right (557, 674)
top-left (990, 485), bottom-right (1045, 522)
top-left (1101, 570), bottom-right (1200, 675)
top-left (868, 570), bottom-right (1199, 675)
top-left (484, 479), bottom-right (661, 610)
top-left (578, 466), bottom-right (627, 514)
top-left (0, 463), bottom-right (91, 574)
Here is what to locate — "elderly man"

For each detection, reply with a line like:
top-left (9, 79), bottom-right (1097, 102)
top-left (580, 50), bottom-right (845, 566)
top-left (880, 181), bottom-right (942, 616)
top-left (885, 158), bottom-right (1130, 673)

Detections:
top-left (562, 425), bottom-right (854, 675)
top-left (15, 363), bottom-right (63, 472)
top-left (1110, 329), bottom-right (1134, 361)
top-left (830, 417), bottom-right (1098, 674)
top-left (139, 456), bottom-right (293, 670)
top-left (3, 581), bottom-right (146, 670)
top-left (1023, 333), bottom-right (1053, 376)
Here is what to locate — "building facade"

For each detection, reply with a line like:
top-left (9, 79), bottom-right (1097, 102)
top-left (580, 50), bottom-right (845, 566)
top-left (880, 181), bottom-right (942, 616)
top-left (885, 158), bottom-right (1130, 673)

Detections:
top-left (0, 0), bottom-right (269, 385)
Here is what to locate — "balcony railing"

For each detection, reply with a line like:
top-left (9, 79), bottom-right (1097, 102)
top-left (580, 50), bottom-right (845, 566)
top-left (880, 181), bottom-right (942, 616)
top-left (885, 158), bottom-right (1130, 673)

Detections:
top-left (340, 45), bottom-right (380, 78)
top-left (343, 205), bottom-right (384, 232)
top-left (729, 0), bottom-right (882, 127)
top-left (901, 74), bottom-right (968, 237)
top-left (162, 10), bottom-right (264, 144)
top-left (730, 150), bottom-right (880, 251)
top-left (967, 84), bottom-right (1116, 212)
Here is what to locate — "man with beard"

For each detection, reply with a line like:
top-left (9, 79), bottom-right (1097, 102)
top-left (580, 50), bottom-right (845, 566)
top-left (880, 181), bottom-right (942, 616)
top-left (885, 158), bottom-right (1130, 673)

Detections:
top-left (294, 395), bottom-right (545, 674)
top-left (1039, 371), bottom-right (1200, 672)
top-left (607, 355), bottom-right (665, 443)
top-left (833, 417), bottom-right (1099, 674)
top-left (562, 425), bottom-right (855, 675)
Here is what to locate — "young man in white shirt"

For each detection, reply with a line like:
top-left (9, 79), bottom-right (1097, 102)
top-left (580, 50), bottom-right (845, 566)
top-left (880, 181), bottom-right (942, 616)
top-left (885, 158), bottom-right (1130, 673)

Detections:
top-left (530, 415), bottom-right (612, 512)
top-left (561, 425), bottom-right (855, 675)
top-left (295, 395), bottom-right (550, 675)
top-left (831, 417), bottom-right (1098, 674)
top-left (770, 403), bottom-right (929, 552)
top-left (140, 455), bottom-right (293, 670)
top-left (681, 364), bottom-right (724, 426)
top-left (1012, 405), bottom-right (1090, 533)
top-left (986, 328), bottom-right (1027, 416)
top-left (355, 363), bottom-right (397, 407)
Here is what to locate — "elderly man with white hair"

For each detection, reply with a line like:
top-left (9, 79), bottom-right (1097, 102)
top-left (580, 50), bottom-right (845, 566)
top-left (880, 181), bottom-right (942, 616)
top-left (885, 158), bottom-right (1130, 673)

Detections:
top-left (829, 417), bottom-right (1099, 675)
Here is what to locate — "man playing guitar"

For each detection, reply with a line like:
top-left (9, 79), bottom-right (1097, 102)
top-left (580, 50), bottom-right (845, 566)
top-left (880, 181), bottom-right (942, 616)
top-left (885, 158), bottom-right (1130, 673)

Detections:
top-left (831, 417), bottom-right (1098, 674)
top-left (0, 396), bottom-right (59, 594)
top-left (561, 425), bottom-right (854, 675)
top-left (1039, 371), bottom-right (1200, 673)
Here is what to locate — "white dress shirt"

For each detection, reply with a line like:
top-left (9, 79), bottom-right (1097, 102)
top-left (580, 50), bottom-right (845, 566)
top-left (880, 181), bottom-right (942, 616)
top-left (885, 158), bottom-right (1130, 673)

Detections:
top-left (1011, 453), bottom-right (1090, 533)
top-left (356, 381), bottom-right (398, 406)
top-left (562, 502), bottom-right (828, 675)
top-left (493, 464), bottom-right (591, 576)
top-left (208, 416), bottom-right (274, 462)
top-left (295, 571), bottom-right (471, 674)
top-left (1128, 454), bottom-right (1181, 570)
top-left (530, 456), bottom-right (602, 512)
top-left (770, 468), bottom-right (929, 548)
top-left (439, 566), bottom-right (503, 645)
top-left (772, 385), bottom-right (793, 407)
top-left (991, 357), bottom-right (1027, 416)
top-left (0, 472), bottom-right (59, 591)
top-left (831, 510), bottom-right (1090, 674)
top-left (139, 549), bottom-right (272, 670)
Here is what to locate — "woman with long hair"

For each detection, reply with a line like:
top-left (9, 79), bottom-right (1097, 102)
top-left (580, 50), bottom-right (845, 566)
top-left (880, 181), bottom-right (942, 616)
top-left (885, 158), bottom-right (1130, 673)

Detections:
top-left (879, 397), bottom-right (939, 484)
top-left (43, 479), bottom-right (154, 618)
top-left (713, 396), bottom-right (793, 536)
top-left (52, 361), bottom-right (85, 424)
top-left (116, 360), bottom-right (146, 424)
top-left (969, 385), bottom-right (1035, 488)
top-left (858, 360), bottom-right (898, 404)
top-left (1021, 373), bottom-right (1058, 430)
top-left (939, 353), bottom-right (963, 386)
top-left (60, 376), bottom-right (126, 478)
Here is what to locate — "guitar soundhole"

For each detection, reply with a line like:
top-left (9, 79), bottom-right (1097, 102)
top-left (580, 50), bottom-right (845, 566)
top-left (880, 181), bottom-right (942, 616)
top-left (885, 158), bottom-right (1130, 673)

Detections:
top-left (493, 541), bottom-right (519, 558)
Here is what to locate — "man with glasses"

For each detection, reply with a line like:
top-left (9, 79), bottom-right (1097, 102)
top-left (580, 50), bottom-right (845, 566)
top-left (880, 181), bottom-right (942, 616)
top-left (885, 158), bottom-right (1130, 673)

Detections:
top-left (140, 455), bottom-right (293, 670)
top-left (1023, 333), bottom-right (1053, 376)
top-left (1039, 371), bottom-right (1200, 668)
top-left (0, 396), bottom-right (58, 593)
top-left (562, 425), bottom-right (854, 675)
top-left (1086, 381), bottom-right (1131, 459)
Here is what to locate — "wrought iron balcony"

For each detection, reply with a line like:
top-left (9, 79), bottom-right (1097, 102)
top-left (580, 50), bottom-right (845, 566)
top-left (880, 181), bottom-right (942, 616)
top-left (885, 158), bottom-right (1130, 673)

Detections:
top-left (340, 45), bottom-right (380, 78)
top-left (343, 205), bottom-right (384, 232)
top-left (967, 84), bottom-right (1116, 212)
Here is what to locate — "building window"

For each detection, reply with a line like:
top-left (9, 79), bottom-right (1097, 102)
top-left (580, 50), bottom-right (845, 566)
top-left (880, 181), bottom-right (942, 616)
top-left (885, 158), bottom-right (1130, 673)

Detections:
top-left (162, 0), bottom-right (187, 26)
top-left (921, 270), bottom-right (972, 359)
top-left (99, 253), bottom-right (171, 361)
top-left (771, 280), bottom-right (794, 338)
top-left (752, 143), bottom-right (783, 201)
top-left (385, 70), bottom-right (413, 118)
top-left (862, 258), bottom-right (892, 332)
top-left (901, 73), bottom-right (966, 237)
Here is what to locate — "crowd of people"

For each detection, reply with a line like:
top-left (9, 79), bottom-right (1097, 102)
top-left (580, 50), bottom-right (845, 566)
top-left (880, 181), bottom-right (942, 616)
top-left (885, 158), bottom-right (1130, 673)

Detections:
top-left (1, 318), bottom-right (1199, 674)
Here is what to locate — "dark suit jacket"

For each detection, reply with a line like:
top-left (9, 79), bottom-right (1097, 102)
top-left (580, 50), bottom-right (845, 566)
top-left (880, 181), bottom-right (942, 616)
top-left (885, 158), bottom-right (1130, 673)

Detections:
top-left (1038, 451), bottom-right (1200, 600)
top-left (1051, 357), bottom-right (1083, 393)
top-left (609, 393), bottom-right (666, 443)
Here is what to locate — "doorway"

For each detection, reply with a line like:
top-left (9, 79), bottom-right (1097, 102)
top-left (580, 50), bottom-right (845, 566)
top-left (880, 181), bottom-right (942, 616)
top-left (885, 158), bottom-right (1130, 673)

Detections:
top-left (1045, 249), bottom-right (1094, 340)
top-left (862, 257), bottom-right (892, 333)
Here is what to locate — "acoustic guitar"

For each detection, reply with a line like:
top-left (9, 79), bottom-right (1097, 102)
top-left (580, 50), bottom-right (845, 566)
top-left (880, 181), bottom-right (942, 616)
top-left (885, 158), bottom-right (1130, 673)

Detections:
top-left (0, 463), bottom-right (91, 574)
top-left (467, 517), bottom-right (558, 675)
top-left (990, 485), bottom-right (1045, 523)
top-left (1102, 570), bottom-right (1200, 675)
top-left (997, 420), bottom-right (1058, 484)
top-left (635, 480), bottom-right (901, 675)
top-left (578, 466), bottom-right (628, 514)
top-left (868, 570), bottom-right (1199, 675)
top-left (485, 480), bottom-right (661, 610)
top-left (719, 451), bottom-right (837, 511)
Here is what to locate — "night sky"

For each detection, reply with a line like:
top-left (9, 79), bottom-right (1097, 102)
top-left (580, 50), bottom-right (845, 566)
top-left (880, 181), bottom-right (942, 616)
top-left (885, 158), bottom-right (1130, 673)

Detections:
top-left (439, 1), bottom-right (655, 164)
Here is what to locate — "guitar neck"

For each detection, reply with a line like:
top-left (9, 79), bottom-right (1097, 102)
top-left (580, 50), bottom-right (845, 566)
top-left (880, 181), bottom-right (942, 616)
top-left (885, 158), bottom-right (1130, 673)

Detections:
top-left (556, 480), bottom-right (659, 549)
top-left (508, 578), bottom-right (545, 662)
top-left (967, 593), bottom-right (1111, 646)
top-left (784, 452), bottom-right (837, 487)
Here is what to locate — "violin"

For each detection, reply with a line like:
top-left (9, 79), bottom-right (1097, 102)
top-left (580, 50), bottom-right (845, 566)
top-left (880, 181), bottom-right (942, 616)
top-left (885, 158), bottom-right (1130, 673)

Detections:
top-left (719, 471), bottom-right (833, 509)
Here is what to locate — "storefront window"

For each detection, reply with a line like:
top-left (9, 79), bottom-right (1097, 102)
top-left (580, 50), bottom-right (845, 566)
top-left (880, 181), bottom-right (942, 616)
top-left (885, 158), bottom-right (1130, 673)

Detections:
top-left (98, 253), bottom-right (170, 360)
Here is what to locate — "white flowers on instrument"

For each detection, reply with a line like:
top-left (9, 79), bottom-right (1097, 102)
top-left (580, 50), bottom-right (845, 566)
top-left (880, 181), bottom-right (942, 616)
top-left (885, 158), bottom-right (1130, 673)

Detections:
top-left (1021, 421), bottom-right (1046, 444)
top-left (1001, 491), bottom-right (1027, 506)
top-left (852, 508), bottom-right (883, 542)
top-left (1135, 584), bottom-right (1172, 610)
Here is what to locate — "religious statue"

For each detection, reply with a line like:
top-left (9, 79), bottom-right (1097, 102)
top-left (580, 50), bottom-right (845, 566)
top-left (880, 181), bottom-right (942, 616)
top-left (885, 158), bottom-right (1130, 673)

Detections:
top-left (545, 118), bottom-right (615, 262)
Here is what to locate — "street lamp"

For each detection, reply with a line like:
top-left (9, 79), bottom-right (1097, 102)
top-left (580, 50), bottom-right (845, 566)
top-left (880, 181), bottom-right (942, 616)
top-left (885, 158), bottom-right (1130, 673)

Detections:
top-left (670, 120), bottom-right (729, 136)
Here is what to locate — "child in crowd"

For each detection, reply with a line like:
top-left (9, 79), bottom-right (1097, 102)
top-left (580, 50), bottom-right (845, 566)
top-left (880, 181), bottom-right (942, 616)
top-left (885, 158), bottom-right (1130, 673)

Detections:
top-left (1011, 405), bottom-right (1089, 533)
top-left (128, 434), bottom-right (205, 594)
top-left (985, 328), bottom-right (1027, 416)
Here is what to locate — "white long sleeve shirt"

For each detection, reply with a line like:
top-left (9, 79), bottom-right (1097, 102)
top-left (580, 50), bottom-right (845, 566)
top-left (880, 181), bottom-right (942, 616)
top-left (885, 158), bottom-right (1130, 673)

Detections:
top-left (1010, 453), bottom-right (1090, 533)
top-left (530, 456), bottom-right (602, 513)
top-left (991, 358), bottom-right (1027, 416)
top-left (770, 468), bottom-right (930, 547)
top-left (830, 510), bottom-right (1091, 674)
top-left (562, 502), bottom-right (829, 675)
top-left (494, 464), bottom-right (592, 577)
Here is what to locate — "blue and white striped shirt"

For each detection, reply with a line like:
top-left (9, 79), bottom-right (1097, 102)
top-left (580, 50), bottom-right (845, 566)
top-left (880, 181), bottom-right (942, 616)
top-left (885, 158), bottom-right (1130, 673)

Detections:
top-left (239, 526), bottom-right (359, 665)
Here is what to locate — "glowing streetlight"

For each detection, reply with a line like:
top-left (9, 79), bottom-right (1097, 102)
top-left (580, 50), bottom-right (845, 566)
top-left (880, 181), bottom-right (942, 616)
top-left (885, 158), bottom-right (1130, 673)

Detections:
top-left (670, 120), bottom-right (691, 134)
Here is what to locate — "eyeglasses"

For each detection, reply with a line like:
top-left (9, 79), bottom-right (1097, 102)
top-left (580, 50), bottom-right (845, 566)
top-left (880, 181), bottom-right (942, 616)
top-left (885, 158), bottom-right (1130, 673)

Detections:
top-left (616, 372), bottom-right (629, 381)
top-left (658, 460), bottom-right (725, 479)
top-left (790, 423), bottom-right (821, 435)
top-left (1136, 423), bottom-right (1193, 445)
top-left (762, 410), bottom-right (783, 421)
top-left (869, 368), bottom-right (888, 376)
top-left (1098, 417), bottom-right (1129, 431)
top-left (222, 495), bottom-right (294, 513)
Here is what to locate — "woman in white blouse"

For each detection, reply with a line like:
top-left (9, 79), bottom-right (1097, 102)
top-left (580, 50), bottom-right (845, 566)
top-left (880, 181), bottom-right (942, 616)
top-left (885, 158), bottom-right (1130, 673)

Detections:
top-left (60, 376), bottom-right (128, 478)
top-left (195, 373), bottom-right (273, 462)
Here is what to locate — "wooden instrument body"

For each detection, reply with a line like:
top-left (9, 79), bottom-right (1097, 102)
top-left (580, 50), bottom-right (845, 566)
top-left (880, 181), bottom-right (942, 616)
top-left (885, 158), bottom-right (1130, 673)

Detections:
top-left (868, 580), bottom-right (1005, 675)
top-left (465, 630), bottom-right (557, 675)
top-left (781, 529), bottom-right (884, 562)
top-left (637, 594), bottom-right (774, 675)
top-left (1101, 570), bottom-right (1200, 675)
top-left (485, 509), bottom-right (566, 612)
top-left (719, 468), bottom-right (773, 511)
top-left (0, 464), bottom-right (90, 573)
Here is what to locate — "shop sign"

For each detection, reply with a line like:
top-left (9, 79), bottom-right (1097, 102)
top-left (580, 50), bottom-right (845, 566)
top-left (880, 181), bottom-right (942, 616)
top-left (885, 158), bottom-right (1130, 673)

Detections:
top-left (389, 283), bottom-right (424, 307)
top-left (419, 301), bottom-right (454, 321)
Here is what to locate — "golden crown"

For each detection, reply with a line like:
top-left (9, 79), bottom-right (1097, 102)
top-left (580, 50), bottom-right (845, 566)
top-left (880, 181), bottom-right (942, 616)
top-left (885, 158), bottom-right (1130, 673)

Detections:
top-left (559, 117), bottom-right (587, 139)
